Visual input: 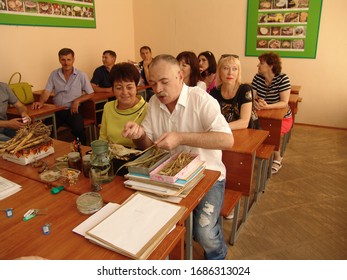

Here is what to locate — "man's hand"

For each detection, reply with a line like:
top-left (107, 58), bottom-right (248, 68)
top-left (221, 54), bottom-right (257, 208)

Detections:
top-left (71, 100), bottom-right (80, 114)
top-left (7, 118), bottom-right (27, 130)
top-left (31, 101), bottom-right (44, 110)
top-left (122, 121), bottom-right (144, 140)
top-left (154, 132), bottom-right (181, 151)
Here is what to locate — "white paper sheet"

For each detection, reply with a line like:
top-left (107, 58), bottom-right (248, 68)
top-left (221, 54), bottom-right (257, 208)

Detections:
top-left (72, 202), bottom-right (120, 236)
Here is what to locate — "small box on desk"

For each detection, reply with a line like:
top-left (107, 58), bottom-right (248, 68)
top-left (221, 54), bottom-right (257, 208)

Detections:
top-left (150, 152), bottom-right (200, 183)
top-left (127, 149), bottom-right (170, 175)
top-left (2, 140), bottom-right (54, 165)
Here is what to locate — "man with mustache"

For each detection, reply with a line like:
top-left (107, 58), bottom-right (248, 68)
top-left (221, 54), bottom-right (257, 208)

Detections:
top-left (122, 54), bottom-right (234, 260)
top-left (32, 48), bottom-right (93, 145)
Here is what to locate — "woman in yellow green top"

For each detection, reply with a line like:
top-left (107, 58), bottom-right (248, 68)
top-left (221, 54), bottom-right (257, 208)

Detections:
top-left (99, 62), bottom-right (147, 147)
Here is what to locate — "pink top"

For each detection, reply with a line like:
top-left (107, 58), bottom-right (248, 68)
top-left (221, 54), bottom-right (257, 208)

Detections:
top-left (206, 75), bottom-right (216, 93)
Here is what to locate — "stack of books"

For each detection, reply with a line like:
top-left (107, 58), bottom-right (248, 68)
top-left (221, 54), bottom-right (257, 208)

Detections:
top-left (124, 152), bottom-right (206, 203)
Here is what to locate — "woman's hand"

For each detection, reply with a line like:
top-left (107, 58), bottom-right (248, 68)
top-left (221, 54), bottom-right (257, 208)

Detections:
top-left (254, 98), bottom-right (268, 110)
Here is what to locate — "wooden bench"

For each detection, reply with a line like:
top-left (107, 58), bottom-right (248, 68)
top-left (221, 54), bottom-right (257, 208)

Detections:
top-left (220, 189), bottom-right (243, 245)
top-left (255, 144), bottom-right (275, 195)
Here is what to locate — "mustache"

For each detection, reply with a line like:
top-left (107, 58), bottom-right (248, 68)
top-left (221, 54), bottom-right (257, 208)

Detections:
top-left (156, 92), bottom-right (168, 97)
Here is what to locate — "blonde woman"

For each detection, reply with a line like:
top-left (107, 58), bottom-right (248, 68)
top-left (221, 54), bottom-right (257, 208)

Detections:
top-left (210, 54), bottom-right (258, 130)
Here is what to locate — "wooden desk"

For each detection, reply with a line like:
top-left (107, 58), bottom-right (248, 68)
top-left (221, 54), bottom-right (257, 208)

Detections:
top-left (0, 169), bottom-right (185, 260)
top-left (7, 103), bottom-right (66, 139)
top-left (223, 129), bottom-right (269, 222)
top-left (257, 107), bottom-right (287, 151)
top-left (0, 139), bottom-right (218, 260)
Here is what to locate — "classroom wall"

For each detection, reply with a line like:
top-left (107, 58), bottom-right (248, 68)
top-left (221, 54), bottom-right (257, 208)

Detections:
top-left (0, 0), bottom-right (136, 91)
top-left (133, 0), bottom-right (347, 129)
top-left (1, 0), bottom-right (346, 129)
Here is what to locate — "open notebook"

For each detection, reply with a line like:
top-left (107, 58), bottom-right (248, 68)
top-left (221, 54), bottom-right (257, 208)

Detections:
top-left (80, 192), bottom-right (186, 260)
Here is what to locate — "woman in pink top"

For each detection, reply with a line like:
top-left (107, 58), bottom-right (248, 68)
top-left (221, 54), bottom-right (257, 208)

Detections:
top-left (198, 51), bottom-right (217, 93)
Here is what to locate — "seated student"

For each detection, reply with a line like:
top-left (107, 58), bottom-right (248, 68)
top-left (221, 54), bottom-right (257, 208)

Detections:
top-left (32, 48), bottom-right (94, 145)
top-left (198, 51), bottom-right (217, 93)
top-left (122, 54), bottom-right (233, 260)
top-left (138, 46), bottom-right (155, 101)
top-left (210, 54), bottom-right (259, 130)
top-left (176, 51), bottom-right (206, 90)
top-left (99, 62), bottom-right (147, 147)
top-left (91, 50), bottom-right (117, 93)
top-left (0, 83), bottom-right (31, 141)
top-left (252, 52), bottom-right (292, 174)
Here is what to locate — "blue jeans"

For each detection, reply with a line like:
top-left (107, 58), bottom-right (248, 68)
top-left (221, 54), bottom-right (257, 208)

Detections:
top-left (193, 179), bottom-right (227, 260)
top-left (0, 128), bottom-right (16, 141)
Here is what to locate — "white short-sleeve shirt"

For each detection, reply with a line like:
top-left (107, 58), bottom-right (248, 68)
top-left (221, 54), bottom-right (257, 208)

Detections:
top-left (141, 84), bottom-right (232, 180)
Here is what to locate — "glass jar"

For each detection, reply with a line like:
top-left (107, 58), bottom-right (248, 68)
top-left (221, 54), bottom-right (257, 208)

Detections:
top-left (68, 152), bottom-right (82, 171)
top-left (90, 140), bottom-right (114, 191)
top-left (82, 154), bottom-right (91, 178)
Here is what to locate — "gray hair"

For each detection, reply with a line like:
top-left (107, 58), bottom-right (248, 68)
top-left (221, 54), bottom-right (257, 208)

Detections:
top-left (150, 54), bottom-right (180, 69)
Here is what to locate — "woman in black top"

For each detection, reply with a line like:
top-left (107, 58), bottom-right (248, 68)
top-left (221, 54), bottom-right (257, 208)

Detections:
top-left (210, 54), bottom-right (258, 130)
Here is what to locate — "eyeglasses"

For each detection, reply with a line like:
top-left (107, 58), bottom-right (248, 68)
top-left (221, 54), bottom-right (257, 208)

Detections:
top-left (220, 54), bottom-right (239, 59)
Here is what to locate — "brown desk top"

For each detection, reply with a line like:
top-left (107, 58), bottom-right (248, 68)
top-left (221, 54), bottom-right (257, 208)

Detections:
top-left (7, 103), bottom-right (66, 119)
top-left (89, 92), bottom-right (114, 102)
top-left (0, 139), bottom-right (219, 227)
top-left (0, 168), bottom-right (185, 260)
top-left (229, 129), bottom-right (269, 154)
top-left (256, 107), bottom-right (287, 120)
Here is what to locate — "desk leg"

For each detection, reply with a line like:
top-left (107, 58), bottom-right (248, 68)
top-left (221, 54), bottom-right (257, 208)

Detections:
top-left (242, 197), bottom-right (250, 223)
top-left (52, 113), bottom-right (57, 139)
top-left (185, 213), bottom-right (193, 260)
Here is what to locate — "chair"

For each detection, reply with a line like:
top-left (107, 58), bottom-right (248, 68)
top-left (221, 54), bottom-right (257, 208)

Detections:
top-left (220, 189), bottom-right (242, 245)
top-left (80, 100), bottom-right (98, 145)
top-left (83, 118), bottom-right (97, 146)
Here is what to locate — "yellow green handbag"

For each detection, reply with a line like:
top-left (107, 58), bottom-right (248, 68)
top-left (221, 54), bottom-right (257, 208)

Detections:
top-left (8, 72), bottom-right (34, 104)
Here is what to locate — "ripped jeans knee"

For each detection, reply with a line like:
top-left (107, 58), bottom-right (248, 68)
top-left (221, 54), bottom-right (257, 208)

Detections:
top-left (193, 179), bottom-right (227, 260)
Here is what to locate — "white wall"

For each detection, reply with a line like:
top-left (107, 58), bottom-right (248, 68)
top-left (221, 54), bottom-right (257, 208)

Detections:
top-left (0, 0), bottom-right (135, 90)
top-left (133, 0), bottom-right (347, 129)
top-left (1, 0), bottom-right (346, 128)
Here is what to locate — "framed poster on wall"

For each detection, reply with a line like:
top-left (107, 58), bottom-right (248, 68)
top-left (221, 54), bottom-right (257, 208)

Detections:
top-left (0, 0), bottom-right (96, 28)
top-left (245, 0), bottom-right (323, 58)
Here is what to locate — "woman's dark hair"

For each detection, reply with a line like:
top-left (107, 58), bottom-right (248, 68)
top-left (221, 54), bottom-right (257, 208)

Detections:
top-left (109, 62), bottom-right (140, 86)
top-left (198, 51), bottom-right (217, 78)
top-left (176, 51), bottom-right (202, 86)
top-left (258, 52), bottom-right (282, 75)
